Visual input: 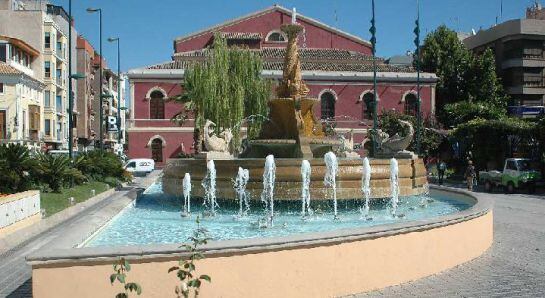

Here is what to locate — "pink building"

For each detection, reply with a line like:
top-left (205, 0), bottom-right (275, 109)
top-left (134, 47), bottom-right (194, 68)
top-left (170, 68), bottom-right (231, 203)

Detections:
top-left (127, 5), bottom-right (438, 166)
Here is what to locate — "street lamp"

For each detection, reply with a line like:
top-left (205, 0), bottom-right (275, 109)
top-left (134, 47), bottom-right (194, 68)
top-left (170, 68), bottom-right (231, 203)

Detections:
top-left (87, 7), bottom-right (103, 151)
top-left (107, 37), bottom-right (122, 155)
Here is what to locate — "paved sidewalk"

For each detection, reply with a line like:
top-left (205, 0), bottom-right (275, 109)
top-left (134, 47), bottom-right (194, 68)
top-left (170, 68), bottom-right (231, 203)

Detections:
top-left (0, 172), bottom-right (159, 297)
top-left (354, 186), bottom-right (545, 297)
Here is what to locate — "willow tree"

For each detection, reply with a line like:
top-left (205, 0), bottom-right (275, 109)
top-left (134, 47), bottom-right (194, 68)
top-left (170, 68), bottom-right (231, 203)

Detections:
top-left (173, 35), bottom-right (270, 152)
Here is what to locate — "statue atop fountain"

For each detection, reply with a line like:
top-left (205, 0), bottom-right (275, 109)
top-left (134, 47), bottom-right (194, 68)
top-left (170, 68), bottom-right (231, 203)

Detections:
top-left (246, 17), bottom-right (341, 159)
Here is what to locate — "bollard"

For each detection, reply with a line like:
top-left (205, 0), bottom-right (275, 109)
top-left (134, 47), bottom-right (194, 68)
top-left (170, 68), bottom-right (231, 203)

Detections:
top-left (91, 189), bottom-right (96, 196)
top-left (40, 208), bottom-right (47, 218)
top-left (68, 197), bottom-right (75, 206)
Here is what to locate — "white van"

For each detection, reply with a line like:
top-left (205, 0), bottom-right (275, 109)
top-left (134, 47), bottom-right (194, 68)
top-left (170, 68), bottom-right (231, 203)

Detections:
top-left (124, 159), bottom-right (155, 174)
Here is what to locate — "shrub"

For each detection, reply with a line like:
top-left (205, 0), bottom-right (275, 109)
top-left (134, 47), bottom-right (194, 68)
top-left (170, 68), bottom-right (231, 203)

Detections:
top-left (36, 153), bottom-right (86, 192)
top-left (0, 144), bottom-right (39, 194)
top-left (74, 151), bottom-right (126, 181)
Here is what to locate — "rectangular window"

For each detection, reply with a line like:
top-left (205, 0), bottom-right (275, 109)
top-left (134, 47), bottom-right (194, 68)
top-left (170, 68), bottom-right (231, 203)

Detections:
top-left (44, 61), bottom-right (51, 78)
top-left (45, 119), bottom-right (51, 135)
top-left (0, 83), bottom-right (4, 94)
top-left (0, 44), bottom-right (6, 62)
top-left (0, 110), bottom-right (6, 139)
top-left (56, 95), bottom-right (62, 114)
top-left (44, 90), bottom-right (50, 107)
top-left (45, 32), bottom-right (51, 49)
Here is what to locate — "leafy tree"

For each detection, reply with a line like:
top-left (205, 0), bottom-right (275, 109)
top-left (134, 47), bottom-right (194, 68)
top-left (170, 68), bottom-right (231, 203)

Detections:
top-left (419, 25), bottom-right (508, 124)
top-left (172, 35), bottom-right (271, 153)
top-left (453, 118), bottom-right (536, 170)
top-left (442, 101), bottom-right (506, 128)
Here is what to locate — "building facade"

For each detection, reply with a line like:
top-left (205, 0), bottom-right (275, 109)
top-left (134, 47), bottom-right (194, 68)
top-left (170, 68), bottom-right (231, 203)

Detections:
top-left (127, 6), bottom-right (437, 166)
top-left (464, 2), bottom-right (545, 117)
top-left (0, 39), bottom-right (44, 148)
top-left (0, 0), bottom-right (78, 149)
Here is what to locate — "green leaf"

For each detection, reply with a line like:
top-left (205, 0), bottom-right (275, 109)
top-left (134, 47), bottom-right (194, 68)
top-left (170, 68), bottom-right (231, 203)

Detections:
top-left (110, 274), bottom-right (117, 284)
top-left (199, 275), bottom-right (211, 282)
top-left (117, 273), bottom-right (126, 284)
top-left (124, 259), bottom-right (131, 271)
top-left (168, 266), bottom-right (180, 273)
top-left (115, 293), bottom-right (128, 298)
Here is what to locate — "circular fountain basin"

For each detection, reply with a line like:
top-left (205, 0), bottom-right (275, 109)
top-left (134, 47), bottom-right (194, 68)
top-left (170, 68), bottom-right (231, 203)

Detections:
top-left (163, 157), bottom-right (427, 200)
top-left (28, 184), bottom-right (492, 298)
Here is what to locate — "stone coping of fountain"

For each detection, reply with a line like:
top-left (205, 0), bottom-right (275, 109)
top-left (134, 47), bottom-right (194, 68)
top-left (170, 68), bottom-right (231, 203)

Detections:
top-left (27, 185), bottom-right (491, 264)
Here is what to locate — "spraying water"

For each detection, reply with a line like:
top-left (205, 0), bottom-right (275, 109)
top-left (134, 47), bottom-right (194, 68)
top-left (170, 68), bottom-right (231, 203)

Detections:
top-left (361, 157), bottom-right (371, 217)
top-left (182, 173), bottom-right (191, 217)
top-left (234, 167), bottom-right (250, 217)
top-left (324, 152), bottom-right (339, 219)
top-left (261, 155), bottom-right (276, 225)
top-left (201, 160), bottom-right (218, 216)
top-left (301, 160), bottom-right (312, 217)
top-left (390, 158), bottom-right (400, 217)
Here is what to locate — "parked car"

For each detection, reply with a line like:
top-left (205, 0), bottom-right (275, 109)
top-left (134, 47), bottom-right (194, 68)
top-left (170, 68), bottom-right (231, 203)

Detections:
top-left (124, 159), bottom-right (155, 175)
top-left (479, 158), bottom-right (541, 193)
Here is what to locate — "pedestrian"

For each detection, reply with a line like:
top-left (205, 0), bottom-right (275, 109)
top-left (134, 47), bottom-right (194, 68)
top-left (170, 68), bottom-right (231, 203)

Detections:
top-left (437, 158), bottom-right (447, 185)
top-left (465, 160), bottom-right (476, 191)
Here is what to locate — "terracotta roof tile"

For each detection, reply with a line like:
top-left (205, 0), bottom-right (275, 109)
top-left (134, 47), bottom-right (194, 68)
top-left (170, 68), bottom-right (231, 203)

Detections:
top-left (158, 47), bottom-right (412, 72)
top-left (0, 62), bottom-right (22, 75)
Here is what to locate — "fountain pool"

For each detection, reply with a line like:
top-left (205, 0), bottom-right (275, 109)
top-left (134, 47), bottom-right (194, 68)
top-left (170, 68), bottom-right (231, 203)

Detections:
top-left (85, 182), bottom-right (471, 247)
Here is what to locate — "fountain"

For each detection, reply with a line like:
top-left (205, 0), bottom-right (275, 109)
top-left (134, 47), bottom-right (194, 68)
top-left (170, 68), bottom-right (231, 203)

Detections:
top-left (31, 9), bottom-right (494, 298)
top-left (323, 152), bottom-right (339, 219)
top-left (300, 160), bottom-right (312, 217)
top-left (261, 155), bottom-right (276, 225)
top-left (234, 167), bottom-right (250, 217)
top-left (201, 160), bottom-right (218, 216)
top-left (163, 19), bottom-right (428, 201)
top-left (361, 157), bottom-right (371, 218)
top-left (390, 158), bottom-right (400, 217)
top-left (181, 173), bottom-right (191, 217)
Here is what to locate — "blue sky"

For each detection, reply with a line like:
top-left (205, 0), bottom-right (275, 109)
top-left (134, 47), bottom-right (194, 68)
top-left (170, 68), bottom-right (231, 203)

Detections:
top-left (53, 0), bottom-right (538, 72)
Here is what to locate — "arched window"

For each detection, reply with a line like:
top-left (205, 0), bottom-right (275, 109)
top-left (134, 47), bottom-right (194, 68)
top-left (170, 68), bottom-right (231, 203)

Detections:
top-left (149, 90), bottom-right (165, 119)
top-left (361, 92), bottom-right (375, 120)
top-left (404, 93), bottom-right (418, 116)
top-left (151, 138), bottom-right (163, 162)
top-left (320, 91), bottom-right (336, 120)
top-left (265, 30), bottom-right (287, 42)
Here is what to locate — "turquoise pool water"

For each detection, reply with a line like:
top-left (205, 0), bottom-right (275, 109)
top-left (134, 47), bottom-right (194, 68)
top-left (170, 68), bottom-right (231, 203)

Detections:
top-left (85, 183), bottom-right (472, 247)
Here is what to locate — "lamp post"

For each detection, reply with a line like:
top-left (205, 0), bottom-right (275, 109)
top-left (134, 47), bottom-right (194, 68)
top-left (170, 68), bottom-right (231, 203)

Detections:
top-left (87, 7), bottom-right (103, 151)
top-left (414, 0), bottom-right (422, 155)
top-left (107, 37), bottom-right (121, 155)
top-left (67, 0), bottom-right (86, 159)
top-left (369, 0), bottom-right (378, 156)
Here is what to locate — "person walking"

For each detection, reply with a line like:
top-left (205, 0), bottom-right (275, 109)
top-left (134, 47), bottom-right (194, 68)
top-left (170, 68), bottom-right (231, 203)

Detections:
top-left (465, 160), bottom-right (476, 191)
top-left (437, 159), bottom-right (447, 185)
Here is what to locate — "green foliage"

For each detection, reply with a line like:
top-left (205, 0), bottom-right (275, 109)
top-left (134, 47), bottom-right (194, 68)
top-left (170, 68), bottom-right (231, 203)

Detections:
top-left (173, 34), bottom-right (271, 152)
top-left (36, 153), bottom-right (86, 192)
top-left (74, 151), bottom-right (126, 181)
top-left (169, 216), bottom-right (211, 298)
top-left (453, 118), bottom-right (537, 170)
top-left (0, 144), bottom-right (38, 194)
top-left (419, 25), bottom-right (508, 124)
top-left (378, 110), bottom-right (443, 157)
top-left (441, 101), bottom-right (507, 128)
top-left (110, 257), bottom-right (142, 298)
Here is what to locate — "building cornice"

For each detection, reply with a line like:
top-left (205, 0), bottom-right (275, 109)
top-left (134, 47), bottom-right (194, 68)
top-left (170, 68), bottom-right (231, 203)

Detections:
top-left (128, 68), bottom-right (437, 83)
